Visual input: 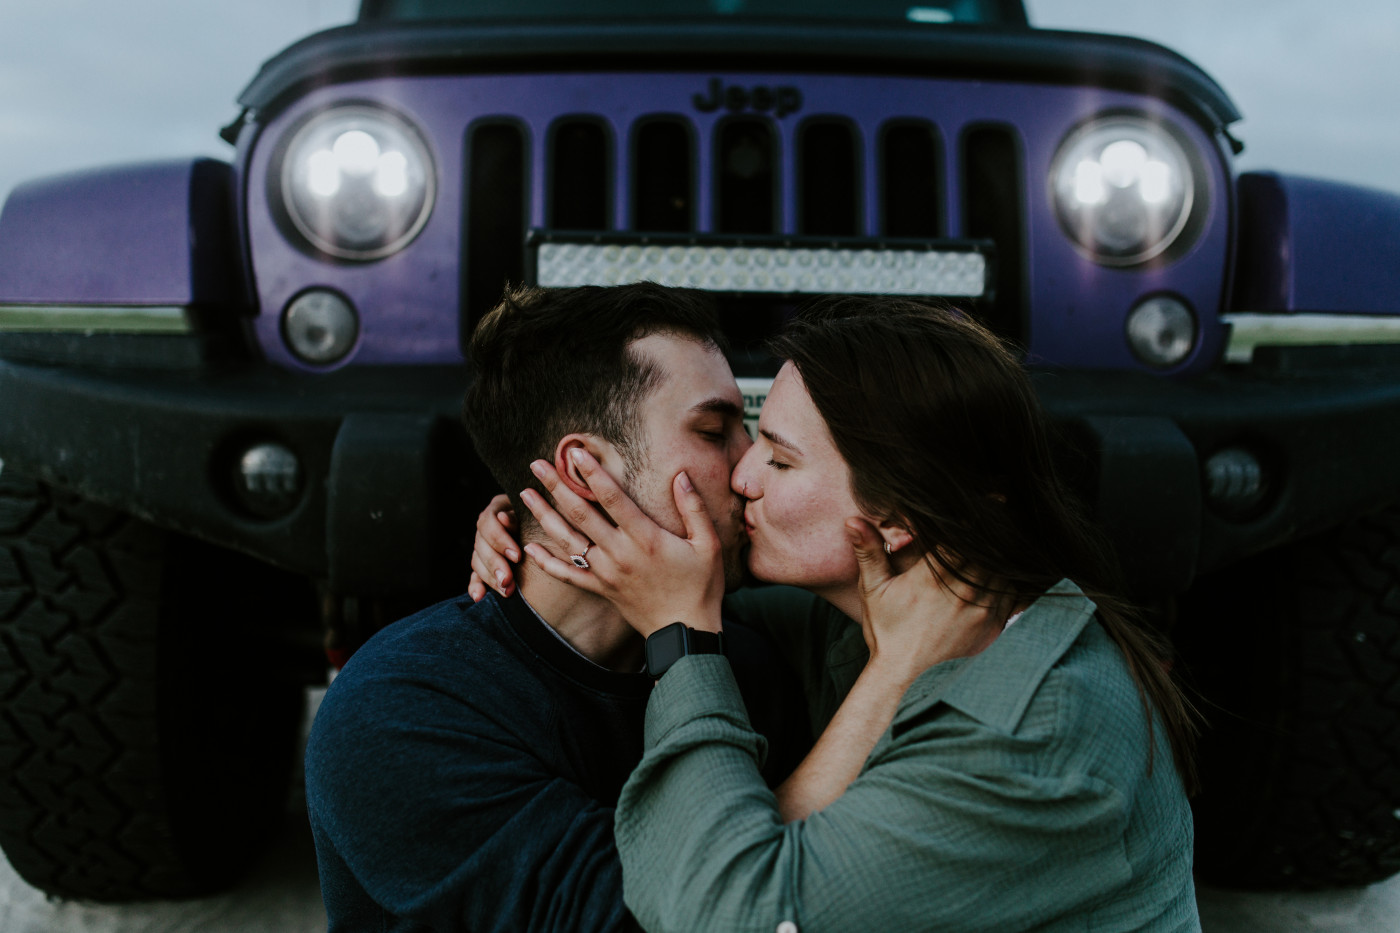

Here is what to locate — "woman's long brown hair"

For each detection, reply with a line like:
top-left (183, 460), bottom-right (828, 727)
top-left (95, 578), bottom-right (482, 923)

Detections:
top-left (770, 296), bottom-right (1199, 792)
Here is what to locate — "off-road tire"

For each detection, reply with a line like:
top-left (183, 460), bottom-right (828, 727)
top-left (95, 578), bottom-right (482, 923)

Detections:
top-left (0, 468), bottom-right (316, 901)
top-left (1179, 505), bottom-right (1400, 888)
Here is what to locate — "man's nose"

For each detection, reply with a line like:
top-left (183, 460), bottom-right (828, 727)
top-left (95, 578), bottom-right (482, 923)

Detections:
top-left (731, 426), bottom-right (754, 462)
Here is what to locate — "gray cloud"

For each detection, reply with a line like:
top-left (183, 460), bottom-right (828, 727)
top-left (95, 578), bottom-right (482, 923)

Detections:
top-left (1030, 0), bottom-right (1400, 193)
top-left (1, 0), bottom-right (1396, 209)
top-left (0, 0), bottom-right (359, 205)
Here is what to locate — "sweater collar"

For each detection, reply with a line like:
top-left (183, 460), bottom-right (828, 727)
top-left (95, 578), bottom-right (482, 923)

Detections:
top-left (494, 590), bottom-right (653, 698)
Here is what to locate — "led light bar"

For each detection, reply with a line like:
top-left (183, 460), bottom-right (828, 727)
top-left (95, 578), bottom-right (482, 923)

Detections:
top-left (532, 236), bottom-right (989, 298)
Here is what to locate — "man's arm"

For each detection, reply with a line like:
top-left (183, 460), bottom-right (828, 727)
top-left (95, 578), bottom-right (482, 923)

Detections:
top-left (306, 665), bottom-right (639, 933)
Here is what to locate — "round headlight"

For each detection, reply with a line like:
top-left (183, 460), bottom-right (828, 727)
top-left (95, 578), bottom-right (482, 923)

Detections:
top-left (1050, 116), bottom-right (1195, 266)
top-left (278, 105), bottom-right (435, 261)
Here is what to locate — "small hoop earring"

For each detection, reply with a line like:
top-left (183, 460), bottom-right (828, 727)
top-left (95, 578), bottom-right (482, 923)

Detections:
top-left (883, 541), bottom-right (892, 556)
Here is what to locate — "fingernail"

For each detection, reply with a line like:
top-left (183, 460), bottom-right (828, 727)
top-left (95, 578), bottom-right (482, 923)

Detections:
top-left (530, 460), bottom-right (547, 479)
top-left (506, 548), bottom-right (519, 562)
top-left (678, 471), bottom-right (693, 492)
top-left (495, 570), bottom-right (507, 587)
top-left (570, 448), bottom-right (586, 465)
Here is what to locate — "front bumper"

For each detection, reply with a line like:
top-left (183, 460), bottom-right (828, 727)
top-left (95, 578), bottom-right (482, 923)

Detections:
top-left (1036, 348), bottom-right (1400, 594)
top-left (0, 361), bottom-right (485, 598)
top-left (3, 351), bottom-right (1399, 600)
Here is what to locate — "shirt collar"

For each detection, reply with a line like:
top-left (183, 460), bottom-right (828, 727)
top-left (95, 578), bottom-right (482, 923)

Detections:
top-left (898, 578), bottom-right (1097, 735)
top-left (494, 590), bottom-right (653, 697)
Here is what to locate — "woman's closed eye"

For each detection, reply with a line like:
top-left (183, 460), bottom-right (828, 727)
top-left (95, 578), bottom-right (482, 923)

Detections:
top-left (765, 457), bottom-right (791, 471)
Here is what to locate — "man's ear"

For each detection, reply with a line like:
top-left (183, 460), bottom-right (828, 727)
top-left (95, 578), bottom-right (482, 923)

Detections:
top-left (876, 519), bottom-right (915, 555)
top-left (553, 434), bottom-right (614, 502)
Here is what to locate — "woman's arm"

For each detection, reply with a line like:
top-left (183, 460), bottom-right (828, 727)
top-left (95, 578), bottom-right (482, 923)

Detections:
top-left (774, 519), bottom-right (1006, 821)
top-left (616, 655), bottom-right (1139, 933)
top-left (772, 658), bottom-right (912, 821)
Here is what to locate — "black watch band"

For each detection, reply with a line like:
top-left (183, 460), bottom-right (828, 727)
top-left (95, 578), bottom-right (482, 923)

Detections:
top-left (644, 622), bottom-right (725, 678)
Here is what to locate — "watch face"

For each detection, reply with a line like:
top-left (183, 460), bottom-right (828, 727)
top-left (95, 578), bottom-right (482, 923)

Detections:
top-left (645, 623), bottom-right (688, 677)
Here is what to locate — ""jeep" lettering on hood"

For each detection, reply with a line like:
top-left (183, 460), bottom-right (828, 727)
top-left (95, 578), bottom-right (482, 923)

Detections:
top-left (693, 78), bottom-right (803, 118)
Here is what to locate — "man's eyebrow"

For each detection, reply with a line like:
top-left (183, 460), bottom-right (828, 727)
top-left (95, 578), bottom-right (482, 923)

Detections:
top-left (760, 429), bottom-right (803, 456)
top-left (689, 397), bottom-right (744, 419)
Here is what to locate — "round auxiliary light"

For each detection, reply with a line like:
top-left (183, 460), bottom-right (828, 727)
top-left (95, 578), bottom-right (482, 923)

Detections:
top-left (1126, 295), bottom-right (1196, 368)
top-left (278, 104), bottom-right (435, 261)
top-left (283, 289), bottom-right (359, 365)
top-left (1051, 116), bottom-right (1195, 266)
top-left (234, 443), bottom-right (303, 519)
top-left (1203, 447), bottom-right (1267, 516)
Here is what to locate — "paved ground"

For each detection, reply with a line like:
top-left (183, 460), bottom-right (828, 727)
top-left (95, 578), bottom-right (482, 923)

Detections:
top-left (3, 689), bottom-right (1399, 932)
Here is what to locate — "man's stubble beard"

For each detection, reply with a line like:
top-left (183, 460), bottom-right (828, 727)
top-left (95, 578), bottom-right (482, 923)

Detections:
top-left (718, 495), bottom-right (748, 592)
top-left (621, 462), bottom-right (747, 594)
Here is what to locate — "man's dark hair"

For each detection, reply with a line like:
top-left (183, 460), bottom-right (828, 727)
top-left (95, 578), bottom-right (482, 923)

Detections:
top-left (462, 282), bottom-right (726, 536)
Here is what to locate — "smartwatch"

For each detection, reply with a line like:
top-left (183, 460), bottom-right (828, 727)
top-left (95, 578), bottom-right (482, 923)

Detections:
top-left (644, 622), bottom-right (725, 678)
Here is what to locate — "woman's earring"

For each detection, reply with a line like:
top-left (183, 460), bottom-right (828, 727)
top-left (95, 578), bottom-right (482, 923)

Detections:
top-left (883, 541), bottom-right (892, 556)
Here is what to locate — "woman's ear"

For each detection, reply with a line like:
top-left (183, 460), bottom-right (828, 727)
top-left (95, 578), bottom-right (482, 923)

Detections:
top-left (876, 520), bottom-right (915, 555)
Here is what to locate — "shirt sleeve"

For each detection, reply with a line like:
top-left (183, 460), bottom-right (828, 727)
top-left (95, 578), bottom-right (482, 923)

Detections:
top-left (306, 669), bottom-right (641, 933)
top-left (615, 655), bottom-right (1134, 933)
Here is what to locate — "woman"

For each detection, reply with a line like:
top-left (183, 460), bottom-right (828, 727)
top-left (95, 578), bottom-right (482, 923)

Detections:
top-left (473, 297), bottom-right (1200, 932)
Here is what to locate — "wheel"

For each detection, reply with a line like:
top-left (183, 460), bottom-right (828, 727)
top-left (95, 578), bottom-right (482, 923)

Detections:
top-left (0, 467), bottom-right (318, 900)
top-left (1178, 505), bottom-right (1400, 888)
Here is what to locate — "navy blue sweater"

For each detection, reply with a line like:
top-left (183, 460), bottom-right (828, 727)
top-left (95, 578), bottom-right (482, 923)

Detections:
top-left (305, 590), bottom-right (809, 933)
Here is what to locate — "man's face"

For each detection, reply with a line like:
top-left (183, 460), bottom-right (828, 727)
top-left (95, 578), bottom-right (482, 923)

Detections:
top-left (618, 332), bottom-right (752, 589)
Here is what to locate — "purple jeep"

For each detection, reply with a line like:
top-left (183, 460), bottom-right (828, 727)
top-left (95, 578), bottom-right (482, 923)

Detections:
top-left (3, 0), bottom-right (1400, 902)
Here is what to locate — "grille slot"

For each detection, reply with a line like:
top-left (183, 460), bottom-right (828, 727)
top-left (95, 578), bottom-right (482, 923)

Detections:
top-left (962, 124), bottom-right (1024, 344)
top-left (463, 121), bottom-right (526, 344)
top-left (633, 119), bottom-right (693, 232)
top-left (881, 121), bottom-right (941, 237)
top-left (461, 109), bottom-right (1025, 353)
top-left (799, 119), bottom-right (860, 236)
top-left (716, 117), bottom-right (777, 234)
top-left (549, 118), bottom-right (610, 231)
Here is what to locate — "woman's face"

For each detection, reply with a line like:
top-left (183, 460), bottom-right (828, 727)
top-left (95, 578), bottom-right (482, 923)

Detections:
top-left (731, 362), bottom-right (866, 590)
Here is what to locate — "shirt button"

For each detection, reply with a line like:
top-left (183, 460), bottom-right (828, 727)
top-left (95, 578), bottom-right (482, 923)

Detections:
top-left (777, 922), bottom-right (798, 933)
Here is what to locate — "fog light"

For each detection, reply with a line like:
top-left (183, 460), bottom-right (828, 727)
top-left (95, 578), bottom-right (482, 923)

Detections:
top-left (1204, 447), bottom-right (1267, 515)
top-left (283, 289), bottom-right (358, 365)
top-left (235, 443), bottom-right (303, 518)
top-left (1126, 295), bottom-right (1196, 368)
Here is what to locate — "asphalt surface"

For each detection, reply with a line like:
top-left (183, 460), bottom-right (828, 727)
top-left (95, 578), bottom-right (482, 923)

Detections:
top-left (3, 688), bottom-right (1399, 932)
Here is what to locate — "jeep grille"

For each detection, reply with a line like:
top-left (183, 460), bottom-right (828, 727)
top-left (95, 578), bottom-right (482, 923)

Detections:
top-left (462, 116), bottom-right (1022, 353)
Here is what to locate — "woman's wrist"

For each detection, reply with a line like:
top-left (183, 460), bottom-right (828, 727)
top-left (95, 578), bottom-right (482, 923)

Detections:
top-left (862, 648), bottom-right (926, 691)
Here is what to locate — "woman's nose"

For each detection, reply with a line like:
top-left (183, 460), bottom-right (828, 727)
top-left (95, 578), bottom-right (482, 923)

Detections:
top-left (732, 446), bottom-right (760, 499)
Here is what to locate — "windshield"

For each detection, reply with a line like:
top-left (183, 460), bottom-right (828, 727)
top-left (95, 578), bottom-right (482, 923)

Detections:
top-left (363, 0), bottom-right (1020, 26)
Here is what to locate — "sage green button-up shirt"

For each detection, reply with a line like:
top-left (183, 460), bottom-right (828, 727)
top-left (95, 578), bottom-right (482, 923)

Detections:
top-left (615, 580), bottom-right (1199, 933)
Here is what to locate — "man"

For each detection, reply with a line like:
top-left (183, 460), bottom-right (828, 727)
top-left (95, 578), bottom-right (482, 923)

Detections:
top-left (304, 283), bottom-right (808, 933)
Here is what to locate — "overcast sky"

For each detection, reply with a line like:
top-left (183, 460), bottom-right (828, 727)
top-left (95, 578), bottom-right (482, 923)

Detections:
top-left (1, 0), bottom-right (1397, 208)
